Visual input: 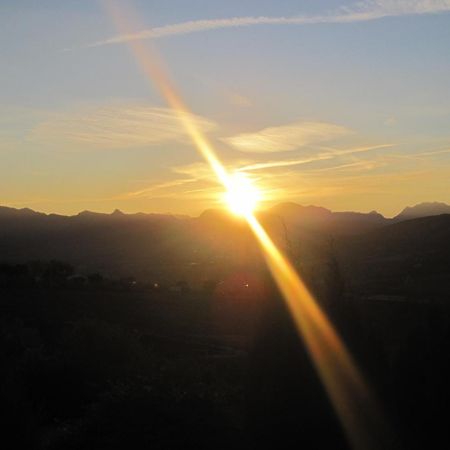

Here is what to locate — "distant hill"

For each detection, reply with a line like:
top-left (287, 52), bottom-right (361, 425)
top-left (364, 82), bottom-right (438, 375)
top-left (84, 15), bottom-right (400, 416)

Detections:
top-left (0, 206), bottom-right (190, 280)
top-left (1, 203), bottom-right (449, 288)
top-left (338, 214), bottom-right (450, 298)
top-left (393, 202), bottom-right (450, 221)
top-left (269, 202), bottom-right (387, 235)
top-left (0, 205), bottom-right (269, 284)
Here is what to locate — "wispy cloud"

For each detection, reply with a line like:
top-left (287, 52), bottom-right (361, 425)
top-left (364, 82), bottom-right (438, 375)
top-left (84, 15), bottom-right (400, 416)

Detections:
top-left (121, 161), bottom-right (221, 201)
top-left (141, 143), bottom-right (394, 204)
top-left (172, 161), bottom-right (219, 180)
top-left (415, 147), bottom-right (450, 157)
top-left (236, 143), bottom-right (394, 171)
top-left (28, 104), bottom-right (217, 151)
top-left (223, 121), bottom-right (352, 153)
top-left (87, 0), bottom-right (450, 47)
top-left (307, 159), bottom-right (386, 173)
top-left (125, 178), bottom-right (198, 198)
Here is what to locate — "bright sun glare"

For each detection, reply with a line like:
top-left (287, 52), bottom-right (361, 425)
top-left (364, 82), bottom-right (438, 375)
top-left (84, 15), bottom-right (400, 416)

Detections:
top-left (106, 4), bottom-right (385, 445)
top-left (224, 172), bottom-right (260, 216)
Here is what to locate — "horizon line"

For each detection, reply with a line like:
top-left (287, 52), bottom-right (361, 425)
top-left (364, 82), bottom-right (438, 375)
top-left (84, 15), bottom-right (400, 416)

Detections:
top-left (2, 200), bottom-right (449, 220)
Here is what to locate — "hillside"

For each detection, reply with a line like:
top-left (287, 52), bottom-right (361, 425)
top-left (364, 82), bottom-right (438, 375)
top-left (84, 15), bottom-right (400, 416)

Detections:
top-left (393, 202), bottom-right (450, 221)
top-left (338, 214), bottom-right (450, 298)
top-left (1, 204), bottom-right (449, 291)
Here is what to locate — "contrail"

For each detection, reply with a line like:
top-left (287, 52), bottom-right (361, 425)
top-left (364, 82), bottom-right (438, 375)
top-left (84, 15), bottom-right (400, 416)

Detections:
top-left (89, 0), bottom-right (450, 48)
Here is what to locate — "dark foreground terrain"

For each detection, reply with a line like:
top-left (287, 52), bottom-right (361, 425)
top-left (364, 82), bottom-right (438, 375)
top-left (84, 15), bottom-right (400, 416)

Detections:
top-left (1, 277), bottom-right (450, 449)
top-left (1, 205), bottom-right (450, 449)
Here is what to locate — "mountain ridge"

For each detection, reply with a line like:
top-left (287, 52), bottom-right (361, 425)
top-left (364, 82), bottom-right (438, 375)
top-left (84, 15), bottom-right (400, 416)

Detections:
top-left (2, 200), bottom-right (449, 221)
top-left (0, 202), bottom-right (449, 284)
top-left (393, 202), bottom-right (450, 221)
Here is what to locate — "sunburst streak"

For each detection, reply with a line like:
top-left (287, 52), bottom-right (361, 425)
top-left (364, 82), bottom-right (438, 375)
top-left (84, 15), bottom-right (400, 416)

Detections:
top-left (101, 2), bottom-right (391, 448)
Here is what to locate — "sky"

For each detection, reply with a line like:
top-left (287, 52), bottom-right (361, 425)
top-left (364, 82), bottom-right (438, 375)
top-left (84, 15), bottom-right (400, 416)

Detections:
top-left (1, 0), bottom-right (450, 217)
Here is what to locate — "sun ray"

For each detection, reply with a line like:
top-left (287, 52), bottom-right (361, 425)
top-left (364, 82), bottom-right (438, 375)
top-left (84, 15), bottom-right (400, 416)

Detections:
top-left (224, 172), bottom-right (261, 216)
top-left (101, 2), bottom-right (391, 448)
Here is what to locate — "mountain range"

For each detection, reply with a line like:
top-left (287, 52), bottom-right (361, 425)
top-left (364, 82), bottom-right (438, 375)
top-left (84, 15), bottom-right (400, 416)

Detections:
top-left (1, 202), bottom-right (449, 293)
top-left (392, 202), bottom-right (450, 221)
top-left (2, 201), bottom-right (449, 226)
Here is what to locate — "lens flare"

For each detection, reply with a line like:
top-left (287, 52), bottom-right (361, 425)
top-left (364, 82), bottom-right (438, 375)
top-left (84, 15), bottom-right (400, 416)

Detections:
top-left (224, 172), bottom-right (260, 216)
top-left (101, 2), bottom-right (391, 448)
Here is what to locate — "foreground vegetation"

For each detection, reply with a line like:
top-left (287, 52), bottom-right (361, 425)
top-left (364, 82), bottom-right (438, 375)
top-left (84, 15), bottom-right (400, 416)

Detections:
top-left (1, 259), bottom-right (450, 449)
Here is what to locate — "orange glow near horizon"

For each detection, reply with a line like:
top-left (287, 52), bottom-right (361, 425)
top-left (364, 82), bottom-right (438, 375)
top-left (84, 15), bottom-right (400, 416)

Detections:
top-left (224, 172), bottom-right (261, 216)
top-left (103, 2), bottom-right (389, 448)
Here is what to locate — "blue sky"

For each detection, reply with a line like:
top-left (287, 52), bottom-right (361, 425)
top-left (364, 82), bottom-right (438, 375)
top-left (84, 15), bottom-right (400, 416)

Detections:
top-left (1, 0), bottom-right (450, 216)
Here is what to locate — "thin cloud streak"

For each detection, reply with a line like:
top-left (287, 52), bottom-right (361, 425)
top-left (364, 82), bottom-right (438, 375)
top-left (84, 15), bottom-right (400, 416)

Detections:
top-left (125, 178), bottom-right (197, 198)
top-left (28, 105), bottom-right (217, 151)
top-left (415, 147), bottom-right (450, 157)
top-left (308, 159), bottom-right (386, 173)
top-left (87, 0), bottom-right (450, 47)
top-left (223, 121), bottom-right (351, 153)
top-left (237, 143), bottom-right (394, 172)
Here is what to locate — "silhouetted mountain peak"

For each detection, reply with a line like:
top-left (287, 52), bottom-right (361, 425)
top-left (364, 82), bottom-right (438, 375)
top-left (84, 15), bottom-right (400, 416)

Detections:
top-left (77, 210), bottom-right (106, 218)
top-left (394, 202), bottom-right (450, 221)
top-left (268, 202), bottom-right (388, 235)
top-left (0, 206), bottom-right (44, 218)
top-left (111, 209), bottom-right (124, 216)
top-left (270, 202), bottom-right (332, 217)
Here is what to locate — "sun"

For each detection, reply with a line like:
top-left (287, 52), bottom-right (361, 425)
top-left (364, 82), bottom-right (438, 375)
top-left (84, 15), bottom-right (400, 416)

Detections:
top-left (224, 172), bottom-right (261, 217)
